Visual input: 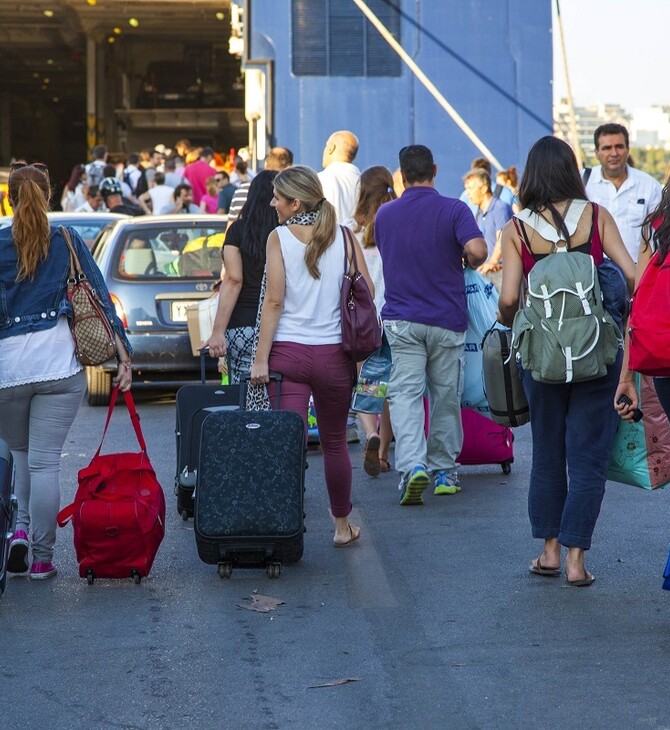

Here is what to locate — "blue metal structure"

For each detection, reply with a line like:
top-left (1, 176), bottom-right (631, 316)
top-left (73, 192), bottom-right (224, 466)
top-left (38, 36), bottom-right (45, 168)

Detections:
top-left (244, 0), bottom-right (552, 197)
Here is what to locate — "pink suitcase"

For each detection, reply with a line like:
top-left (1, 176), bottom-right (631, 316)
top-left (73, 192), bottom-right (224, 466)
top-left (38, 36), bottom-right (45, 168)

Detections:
top-left (457, 408), bottom-right (514, 475)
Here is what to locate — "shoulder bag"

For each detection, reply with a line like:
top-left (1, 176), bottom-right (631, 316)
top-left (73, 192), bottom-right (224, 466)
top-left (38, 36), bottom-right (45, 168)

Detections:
top-left (340, 225), bottom-right (382, 363)
top-left (61, 226), bottom-right (117, 366)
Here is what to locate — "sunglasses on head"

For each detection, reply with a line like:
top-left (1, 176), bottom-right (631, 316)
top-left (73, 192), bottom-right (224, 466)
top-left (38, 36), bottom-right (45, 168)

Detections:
top-left (10, 161), bottom-right (49, 175)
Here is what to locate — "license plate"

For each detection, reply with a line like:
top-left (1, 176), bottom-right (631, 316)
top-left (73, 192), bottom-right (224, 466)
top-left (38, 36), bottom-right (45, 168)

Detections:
top-left (171, 301), bottom-right (196, 322)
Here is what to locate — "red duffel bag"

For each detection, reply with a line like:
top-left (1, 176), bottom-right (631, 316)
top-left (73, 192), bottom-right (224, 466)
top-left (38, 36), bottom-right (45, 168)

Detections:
top-left (57, 385), bottom-right (166, 584)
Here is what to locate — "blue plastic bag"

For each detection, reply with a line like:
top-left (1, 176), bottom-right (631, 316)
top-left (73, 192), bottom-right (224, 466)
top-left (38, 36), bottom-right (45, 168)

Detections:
top-left (462, 267), bottom-right (499, 414)
top-left (663, 546), bottom-right (670, 591)
top-left (351, 332), bottom-right (391, 415)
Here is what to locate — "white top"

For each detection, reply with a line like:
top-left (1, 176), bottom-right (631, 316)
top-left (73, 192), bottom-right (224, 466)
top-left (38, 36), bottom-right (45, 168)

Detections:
top-left (0, 316), bottom-right (82, 389)
top-left (274, 226), bottom-right (344, 345)
top-left (318, 162), bottom-right (361, 227)
top-left (74, 201), bottom-right (96, 213)
top-left (149, 184), bottom-right (176, 215)
top-left (585, 165), bottom-right (662, 262)
top-left (355, 228), bottom-right (385, 313)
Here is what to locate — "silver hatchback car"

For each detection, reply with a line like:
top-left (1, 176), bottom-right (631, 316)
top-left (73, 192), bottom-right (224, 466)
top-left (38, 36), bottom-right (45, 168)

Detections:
top-left (88, 214), bottom-right (226, 405)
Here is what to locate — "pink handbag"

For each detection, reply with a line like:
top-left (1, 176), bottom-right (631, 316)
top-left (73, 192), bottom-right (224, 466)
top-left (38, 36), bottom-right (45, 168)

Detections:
top-left (340, 225), bottom-right (382, 363)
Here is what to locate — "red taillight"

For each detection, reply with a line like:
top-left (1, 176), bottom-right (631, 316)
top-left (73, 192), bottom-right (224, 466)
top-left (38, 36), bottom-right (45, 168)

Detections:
top-left (109, 293), bottom-right (128, 329)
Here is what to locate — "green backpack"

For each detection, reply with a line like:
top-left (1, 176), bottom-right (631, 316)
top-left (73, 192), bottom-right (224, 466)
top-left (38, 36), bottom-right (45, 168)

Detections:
top-left (511, 202), bottom-right (622, 384)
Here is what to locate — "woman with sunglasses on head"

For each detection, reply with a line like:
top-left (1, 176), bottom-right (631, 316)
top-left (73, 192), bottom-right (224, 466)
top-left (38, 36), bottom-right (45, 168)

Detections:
top-left (0, 163), bottom-right (132, 581)
top-left (250, 165), bottom-right (375, 547)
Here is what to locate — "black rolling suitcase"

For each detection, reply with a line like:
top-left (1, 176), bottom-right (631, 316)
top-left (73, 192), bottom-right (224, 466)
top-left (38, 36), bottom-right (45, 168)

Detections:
top-left (194, 377), bottom-right (305, 579)
top-left (174, 351), bottom-right (241, 520)
top-left (0, 439), bottom-right (18, 596)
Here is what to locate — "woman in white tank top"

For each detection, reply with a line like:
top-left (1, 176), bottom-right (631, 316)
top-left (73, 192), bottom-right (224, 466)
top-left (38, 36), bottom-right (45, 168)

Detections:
top-left (250, 166), bottom-right (375, 548)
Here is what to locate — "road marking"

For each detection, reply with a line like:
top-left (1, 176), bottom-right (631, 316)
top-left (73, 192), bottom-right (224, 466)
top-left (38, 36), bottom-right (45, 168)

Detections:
top-left (343, 508), bottom-right (399, 609)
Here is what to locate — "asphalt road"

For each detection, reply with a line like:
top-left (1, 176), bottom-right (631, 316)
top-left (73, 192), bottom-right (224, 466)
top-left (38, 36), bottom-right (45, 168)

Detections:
top-left (1, 393), bottom-right (669, 730)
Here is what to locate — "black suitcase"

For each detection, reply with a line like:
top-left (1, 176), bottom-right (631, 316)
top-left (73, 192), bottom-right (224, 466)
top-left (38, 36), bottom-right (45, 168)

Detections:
top-left (194, 380), bottom-right (305, 579)
top-left (0, 439), bottom-right (17, 596)
top-left (174, 351), bottom-right (241, 520)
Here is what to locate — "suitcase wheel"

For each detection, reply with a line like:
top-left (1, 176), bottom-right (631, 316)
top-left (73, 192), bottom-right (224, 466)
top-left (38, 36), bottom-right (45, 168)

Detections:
top-left (86, 569), bottom-right (95, 585)
top-left (131, 569), bottom-right (141, 585)
top-left (218, 562), bottom-right (233, 579)
top-left (501, 461), bottom-right (512, 475)
top-left (267, 562), bottom-right (281, 579)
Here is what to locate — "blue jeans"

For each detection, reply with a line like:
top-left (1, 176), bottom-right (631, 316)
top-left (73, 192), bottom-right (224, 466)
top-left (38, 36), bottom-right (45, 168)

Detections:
top-left (0, 371), bottom-right (86, 562)
top-left (521, 352), bottom-right (622, 550)
top-left (384, 320), bottom-right (465, 479)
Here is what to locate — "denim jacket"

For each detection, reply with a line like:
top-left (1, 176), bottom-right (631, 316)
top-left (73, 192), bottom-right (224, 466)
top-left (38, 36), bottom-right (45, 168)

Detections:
top-left (0, 225), bottom-right (131, 354)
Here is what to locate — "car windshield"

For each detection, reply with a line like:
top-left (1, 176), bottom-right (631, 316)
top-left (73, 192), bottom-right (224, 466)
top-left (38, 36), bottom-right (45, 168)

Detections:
top-left (70, 221), bottom-right (114, 249)
top-left (117, 226), bottom-right (224, 279)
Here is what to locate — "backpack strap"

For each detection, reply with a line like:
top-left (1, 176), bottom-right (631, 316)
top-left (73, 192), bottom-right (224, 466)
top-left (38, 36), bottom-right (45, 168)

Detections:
top-left (582, 168), bottom-right (592, 186)
top-left (515, 200), bottom-right (588, 246)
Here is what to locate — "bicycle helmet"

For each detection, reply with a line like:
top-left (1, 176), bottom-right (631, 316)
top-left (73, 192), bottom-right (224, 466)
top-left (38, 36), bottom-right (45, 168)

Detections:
top-left (99, 176), bottom-right (122, 198)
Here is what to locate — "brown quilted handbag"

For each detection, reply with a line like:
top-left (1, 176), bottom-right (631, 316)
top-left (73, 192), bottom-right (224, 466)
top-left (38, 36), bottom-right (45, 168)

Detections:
top-left (61, 226), bottom-right (116, 366)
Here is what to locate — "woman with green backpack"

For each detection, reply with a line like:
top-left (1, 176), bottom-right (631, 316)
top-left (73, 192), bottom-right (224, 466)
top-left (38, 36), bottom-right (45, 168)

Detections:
top-left (497, 136), bottom-right (635, 587)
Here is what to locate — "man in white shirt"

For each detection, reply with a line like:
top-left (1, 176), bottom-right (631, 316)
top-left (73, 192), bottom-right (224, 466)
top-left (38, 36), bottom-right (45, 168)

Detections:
top-left (584, 123), bottom-right (661, 262)
top-left (317, 130), bottom-right (361, 226)
top-left (74, 185), bottom-right (104, 213)
top-left (138, 172), bottom-right (175, 215)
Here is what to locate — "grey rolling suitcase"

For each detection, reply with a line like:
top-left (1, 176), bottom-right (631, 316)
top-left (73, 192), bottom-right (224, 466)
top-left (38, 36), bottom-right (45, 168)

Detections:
top-left (194, 378), bottom-right (305, 579)
top-left (481, 325), bottom-right (530, 428)
top-left (0, 439), bottom-right (17, 596)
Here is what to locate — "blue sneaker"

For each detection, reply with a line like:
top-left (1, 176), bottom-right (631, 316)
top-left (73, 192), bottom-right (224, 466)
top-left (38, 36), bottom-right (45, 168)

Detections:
top-left (434, 471), bottom-right (461, 495)
top-left (399, 466), bottom-right (430, 505)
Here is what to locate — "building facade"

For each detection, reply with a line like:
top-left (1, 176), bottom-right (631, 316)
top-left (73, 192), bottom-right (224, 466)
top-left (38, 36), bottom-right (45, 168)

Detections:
top-left (243, 0), bottom-right (553, 196)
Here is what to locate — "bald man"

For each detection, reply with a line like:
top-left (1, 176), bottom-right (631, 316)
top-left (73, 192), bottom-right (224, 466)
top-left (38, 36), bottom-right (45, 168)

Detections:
top-left (317, 130), bottom-right (361, 226)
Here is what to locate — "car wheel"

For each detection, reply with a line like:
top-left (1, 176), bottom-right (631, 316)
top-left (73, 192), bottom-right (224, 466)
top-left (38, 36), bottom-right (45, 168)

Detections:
top-left (86, 367), bottom-right (112, 406)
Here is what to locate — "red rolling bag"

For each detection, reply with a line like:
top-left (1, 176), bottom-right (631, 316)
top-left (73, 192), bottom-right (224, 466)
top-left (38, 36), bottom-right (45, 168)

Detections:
top-left (58, 386), bottom-right (166, 584)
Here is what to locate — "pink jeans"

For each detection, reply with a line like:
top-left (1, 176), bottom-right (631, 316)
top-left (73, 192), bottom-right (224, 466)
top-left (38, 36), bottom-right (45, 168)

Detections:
top-left (268, 341), bottom-right (353, 518)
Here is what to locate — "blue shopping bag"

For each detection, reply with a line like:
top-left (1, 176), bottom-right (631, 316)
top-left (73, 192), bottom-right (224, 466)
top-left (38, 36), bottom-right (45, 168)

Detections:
top-left (351, 332), bottom-right (392, 415)
top-left (462, 267), bottom-right (499, 415)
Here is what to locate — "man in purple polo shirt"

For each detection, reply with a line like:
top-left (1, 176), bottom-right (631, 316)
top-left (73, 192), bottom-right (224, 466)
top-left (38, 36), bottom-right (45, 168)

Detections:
top-left (375, 145), bottom-right (487, 506)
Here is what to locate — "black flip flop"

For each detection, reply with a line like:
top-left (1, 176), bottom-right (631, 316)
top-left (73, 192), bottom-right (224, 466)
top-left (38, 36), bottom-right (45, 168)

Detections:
top-left (529, 556), bottom-right (561, 577)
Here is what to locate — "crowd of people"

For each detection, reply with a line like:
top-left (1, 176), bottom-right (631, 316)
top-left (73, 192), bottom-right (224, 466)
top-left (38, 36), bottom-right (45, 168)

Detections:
top-left (57, 141), bottom-right (268, 220)
top-left (3, 121), bottom-right (669, 586)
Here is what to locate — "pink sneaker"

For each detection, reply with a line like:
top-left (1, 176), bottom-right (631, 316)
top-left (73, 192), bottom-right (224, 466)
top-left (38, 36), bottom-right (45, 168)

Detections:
top-left (29, 562), bottom-right (57, 580)
top-left (7, 529), bottom-right (29, 573)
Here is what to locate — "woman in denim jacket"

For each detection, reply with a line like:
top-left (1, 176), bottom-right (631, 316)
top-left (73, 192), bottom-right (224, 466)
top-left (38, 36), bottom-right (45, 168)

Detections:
top-left (0, 163), bottom-right (132, 581)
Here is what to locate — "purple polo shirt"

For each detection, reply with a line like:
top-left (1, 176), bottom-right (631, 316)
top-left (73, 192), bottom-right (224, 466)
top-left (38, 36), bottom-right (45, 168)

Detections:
top-left (375, 186), bottom-right (481, 332)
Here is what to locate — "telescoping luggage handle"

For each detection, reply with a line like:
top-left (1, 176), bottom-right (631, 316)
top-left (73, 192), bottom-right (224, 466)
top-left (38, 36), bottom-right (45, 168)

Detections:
top-left (197, 346), bottom-right (282, 408)
top-left (241, 372), bottom-right (282, 410)
top-left (198, 346), bottom-right (232, 385)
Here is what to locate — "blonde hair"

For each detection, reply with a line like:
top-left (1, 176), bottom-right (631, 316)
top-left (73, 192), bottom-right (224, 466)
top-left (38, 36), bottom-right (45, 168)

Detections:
top-left (273, 165), bottom-right (337, 279)
top-left (205, 176), bottom-right (217, 196)
top-left (8, 165), bottom-right (51, 281)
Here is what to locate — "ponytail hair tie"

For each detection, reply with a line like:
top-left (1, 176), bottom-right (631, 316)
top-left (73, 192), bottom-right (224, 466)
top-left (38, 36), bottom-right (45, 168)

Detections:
top-left (319, 197), bottom-right (326, 205)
